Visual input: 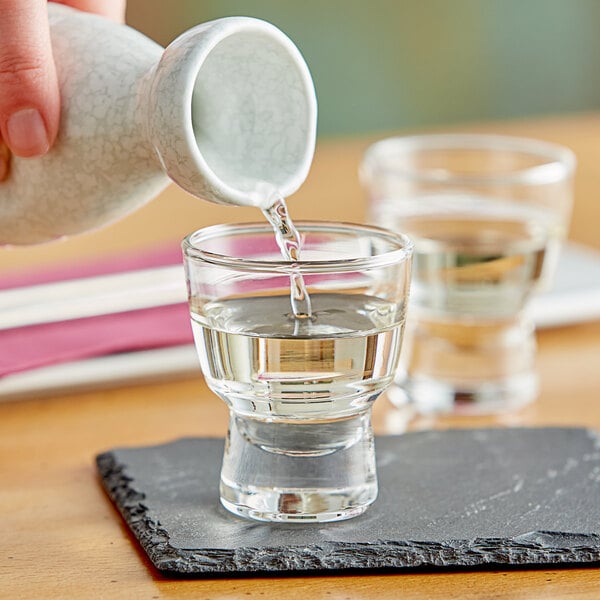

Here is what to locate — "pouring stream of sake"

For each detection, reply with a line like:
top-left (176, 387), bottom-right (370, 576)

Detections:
top-left (261, 192), bottom-right (313, 322)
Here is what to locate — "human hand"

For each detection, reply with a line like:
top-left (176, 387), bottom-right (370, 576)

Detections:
top-left (0, 0), bottom-right (126, 180)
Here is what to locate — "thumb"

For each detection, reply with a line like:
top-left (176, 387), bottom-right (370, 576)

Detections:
top-left (0, 0), bottom-right (60, 157)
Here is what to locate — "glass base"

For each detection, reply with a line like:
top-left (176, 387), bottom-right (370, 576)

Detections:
top-left (389, 371), bottom-right (539, 416)
top-left (219, 410), bottom-right (377, 523)
top-left (393, 313), bottom-right (539, 416)
top-left (220, 479), bottom-right (374, 523)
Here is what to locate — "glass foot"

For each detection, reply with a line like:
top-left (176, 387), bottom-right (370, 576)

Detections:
top-left (219, 410), bottom-right (378, 522)
top-left (389, 371), bottom-right (539, 416)
top-left (220, 479), bottom-right (374, 523)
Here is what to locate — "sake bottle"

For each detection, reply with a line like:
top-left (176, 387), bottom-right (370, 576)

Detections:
top-left (0, 4), bottom-right (316, 245)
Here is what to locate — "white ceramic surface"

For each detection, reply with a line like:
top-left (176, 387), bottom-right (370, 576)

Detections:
top-left (0, 5), bottom-right (317, 245)
top-left (147, 17), bottom-right (317, 208)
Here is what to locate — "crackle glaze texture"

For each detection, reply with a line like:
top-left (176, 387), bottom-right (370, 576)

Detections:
top-left (0, 5), bottom-right (168, 245)
top-left (0, 5), bottom-right (317, 245)
top-left (147, 17), bottom-right (317, 208)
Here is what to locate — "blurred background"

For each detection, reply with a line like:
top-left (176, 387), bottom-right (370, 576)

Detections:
top-left (2, 0), bottom-right (599, 271)
top-left (127, 0), bottom-right (600, 138)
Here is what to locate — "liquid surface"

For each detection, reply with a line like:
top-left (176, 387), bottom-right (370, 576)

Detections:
top-left (192, 293), bottom-right (404, 419)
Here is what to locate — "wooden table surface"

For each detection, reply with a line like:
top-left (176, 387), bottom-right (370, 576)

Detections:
top-left (2, 113), bottom-right (600, 598)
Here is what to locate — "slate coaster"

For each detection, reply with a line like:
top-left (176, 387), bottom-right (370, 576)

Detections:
top-left (96, 427), bottom-right (600, 576)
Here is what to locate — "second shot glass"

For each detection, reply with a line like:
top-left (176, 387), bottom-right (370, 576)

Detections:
top-left (361, 134), bottom-right (575, 416)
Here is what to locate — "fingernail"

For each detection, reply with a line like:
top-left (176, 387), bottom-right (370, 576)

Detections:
top-left (6, 108), bottom-right (50, 157)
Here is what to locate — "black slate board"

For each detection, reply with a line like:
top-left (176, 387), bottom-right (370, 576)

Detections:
top-left (96, 427), bottom-right (600, 576)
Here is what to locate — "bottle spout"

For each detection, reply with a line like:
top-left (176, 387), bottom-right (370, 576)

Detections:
top-left (145, 17), bottom-right (317, 208)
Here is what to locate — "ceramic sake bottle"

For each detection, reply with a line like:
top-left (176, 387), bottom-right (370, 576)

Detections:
top-left (0, 4), bottom-right (317, 245)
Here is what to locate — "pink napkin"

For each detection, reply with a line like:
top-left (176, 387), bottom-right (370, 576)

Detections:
top-left (0, 244), bottom-right (193, 377)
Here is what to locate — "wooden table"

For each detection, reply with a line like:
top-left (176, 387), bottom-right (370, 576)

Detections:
top-left (2, 114), bottom-right (600, 598)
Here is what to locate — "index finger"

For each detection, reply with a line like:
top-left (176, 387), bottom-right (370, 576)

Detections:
top-left (0, 0), bottom-right (59, 156)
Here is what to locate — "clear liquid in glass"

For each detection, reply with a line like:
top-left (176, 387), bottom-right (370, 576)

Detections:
top-left (192, 292), bottom-right (403, 419)
top-left (191, 290), bottom-right (404, 521)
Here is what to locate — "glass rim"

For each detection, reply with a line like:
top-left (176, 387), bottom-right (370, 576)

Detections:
top-left (361, 133), bottom-right (576, 186)
top-left (182, 221), bottom-right (413, 273)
